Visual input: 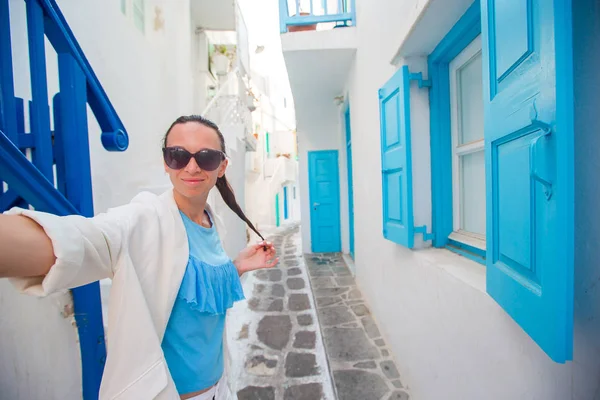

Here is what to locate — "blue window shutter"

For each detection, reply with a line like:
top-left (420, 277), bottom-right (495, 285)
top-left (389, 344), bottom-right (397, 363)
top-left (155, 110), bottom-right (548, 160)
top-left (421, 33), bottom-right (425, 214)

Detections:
top-left (482, 0), bottom-right (573, 362)
top-left (379, 65), bottom-right (414, 248)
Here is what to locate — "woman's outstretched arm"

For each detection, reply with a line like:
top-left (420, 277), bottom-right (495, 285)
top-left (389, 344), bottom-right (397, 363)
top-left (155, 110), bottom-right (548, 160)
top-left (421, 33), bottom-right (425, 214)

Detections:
top-left (0, 214), bottom-right (55, 279)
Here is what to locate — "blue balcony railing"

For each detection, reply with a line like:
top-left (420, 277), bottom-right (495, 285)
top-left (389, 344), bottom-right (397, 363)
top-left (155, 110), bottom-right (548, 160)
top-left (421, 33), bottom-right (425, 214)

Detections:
top-left (279, 0), bottom-right (356, 34)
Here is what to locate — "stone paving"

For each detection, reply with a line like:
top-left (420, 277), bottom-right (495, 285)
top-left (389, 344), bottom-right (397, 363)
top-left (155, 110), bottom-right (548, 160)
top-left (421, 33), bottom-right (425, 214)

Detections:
top-left (227, 224), bottom-right (336, 400)
top-left (305, 255), bottom-right (411, 400)
top-left (227, 224), bottom-right (410, 400)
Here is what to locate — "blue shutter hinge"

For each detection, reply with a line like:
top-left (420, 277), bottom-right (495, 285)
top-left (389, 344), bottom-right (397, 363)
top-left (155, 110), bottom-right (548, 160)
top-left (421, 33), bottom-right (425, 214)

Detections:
top-left (414, 225), bottom-right (435, 242)
top-left (409, 72), bottom-right (432, 89)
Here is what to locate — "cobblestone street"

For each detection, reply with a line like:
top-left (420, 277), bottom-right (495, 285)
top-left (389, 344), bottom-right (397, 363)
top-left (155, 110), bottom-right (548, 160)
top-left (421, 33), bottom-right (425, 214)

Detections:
top-left (227, 224), bottom-right (411, 400)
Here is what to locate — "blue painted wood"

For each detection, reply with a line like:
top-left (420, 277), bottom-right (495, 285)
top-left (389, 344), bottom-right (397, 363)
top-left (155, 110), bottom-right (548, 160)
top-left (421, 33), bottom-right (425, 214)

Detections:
top-left (428, 1), bottom-right (481, 248)
top-left (1, 1), bottom-right (130, 395)
top-left (0, 188), bottom-right (20, 211)
top-left (553, 0), bottom-right (574, 360)
top-left (378, 66), bottom-right (414, 248)
top-left (0, 0), bottom-right (18, 145)
top-left (447, 238), bottom-right (485, 265)
top-left (0, 129), bottom-right (78, 215)
top-left (26, 0), bottom-right (54, 180)
top-left (344, 104), bottom-right (355, 259)
top-left (15, 97), bottom-right (25, 134)
top-left (482, 0), bottom-right (573, 362)
top-left (52, 94), bottom-right (67, 195)
top-left (278, 0), bottom-right (355, 33)
top-left (37, 0), bottom-right (128, 151)
top-left (308, 150), bottom-right (342, 253)
top-left (56, 52), bottom-right (106, 398)
top-left (283, 186), bottom-right (289, 220)
top-left (57, 54), bottom-right (94, 215)
top-left (275, 193), bottom-right (280, 227)
top-left (278, 0), bottom-right (289, 34)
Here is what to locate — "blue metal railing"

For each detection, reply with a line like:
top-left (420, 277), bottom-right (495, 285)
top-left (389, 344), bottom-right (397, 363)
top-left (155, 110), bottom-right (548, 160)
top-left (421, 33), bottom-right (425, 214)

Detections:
top-left (0, 0), bottom-right (130, 397)
top-left (279, 0), bottom-right (356, 33)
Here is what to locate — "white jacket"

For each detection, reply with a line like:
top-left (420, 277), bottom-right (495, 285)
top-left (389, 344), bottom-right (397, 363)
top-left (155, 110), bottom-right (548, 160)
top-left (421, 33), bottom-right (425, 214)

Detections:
top-left (7, 190), bottom-right (234, 400)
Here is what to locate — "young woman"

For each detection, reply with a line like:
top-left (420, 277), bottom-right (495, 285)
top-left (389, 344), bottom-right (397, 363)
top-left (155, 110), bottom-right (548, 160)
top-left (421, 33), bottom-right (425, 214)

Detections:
top-left (0, 115), bottom-right (278, 400)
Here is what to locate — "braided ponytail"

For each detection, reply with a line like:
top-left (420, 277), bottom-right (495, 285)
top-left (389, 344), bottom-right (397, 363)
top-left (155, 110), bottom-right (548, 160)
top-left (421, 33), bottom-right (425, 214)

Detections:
top-left (215, 175), bottom-right (264, 241)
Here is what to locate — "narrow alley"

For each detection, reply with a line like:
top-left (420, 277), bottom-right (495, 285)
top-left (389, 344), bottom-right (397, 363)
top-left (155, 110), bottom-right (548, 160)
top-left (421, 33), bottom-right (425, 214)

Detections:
top-left (227, 225), bottom-right (410, 400)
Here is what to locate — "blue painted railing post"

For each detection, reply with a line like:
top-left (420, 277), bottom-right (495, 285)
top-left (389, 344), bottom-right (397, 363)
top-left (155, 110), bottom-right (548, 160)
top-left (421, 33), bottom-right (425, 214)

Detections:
top-left (279, 0), bottom-right (289, 33)
top-left (0, 0), bottom-right (16, 198)
top-left (26, 0), bottom-right (53, 180)
top-left (0, 0), bottom-right (18, 145)
top-left (278, 0), bottom-right (355, 30)
top-left (56, 52), bottom-right (106, 399)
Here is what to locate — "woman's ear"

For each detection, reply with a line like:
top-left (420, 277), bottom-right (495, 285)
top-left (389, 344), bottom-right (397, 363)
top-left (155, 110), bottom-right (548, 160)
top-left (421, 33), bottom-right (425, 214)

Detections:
top-left (217, 158), bottom-right (228, 178)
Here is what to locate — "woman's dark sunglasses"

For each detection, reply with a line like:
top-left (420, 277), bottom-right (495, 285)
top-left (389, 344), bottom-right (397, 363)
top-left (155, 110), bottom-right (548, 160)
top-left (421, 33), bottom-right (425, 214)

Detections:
top-left (163, 147), bottom-right (225, 171)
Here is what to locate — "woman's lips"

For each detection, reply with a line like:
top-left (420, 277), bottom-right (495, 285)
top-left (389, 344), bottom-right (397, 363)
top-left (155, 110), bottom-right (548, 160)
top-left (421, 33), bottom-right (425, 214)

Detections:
top-left (182, 178), bottom-right (205, 187)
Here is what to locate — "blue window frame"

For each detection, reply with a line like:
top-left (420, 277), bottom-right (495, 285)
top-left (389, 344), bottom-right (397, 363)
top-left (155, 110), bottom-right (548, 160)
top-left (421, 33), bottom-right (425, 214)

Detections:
top-left (428, 1), bottom-right (484, 263)
top-left (426, 0), bottom-right (574, 362)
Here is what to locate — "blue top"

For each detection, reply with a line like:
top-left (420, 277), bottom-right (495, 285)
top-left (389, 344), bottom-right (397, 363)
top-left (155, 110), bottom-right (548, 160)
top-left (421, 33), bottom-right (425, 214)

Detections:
top-left (161, 210), bottom-right (245, 395)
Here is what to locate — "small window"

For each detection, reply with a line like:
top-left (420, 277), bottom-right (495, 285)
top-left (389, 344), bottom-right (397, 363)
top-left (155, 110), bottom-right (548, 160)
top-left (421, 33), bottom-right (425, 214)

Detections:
top-left (448, 35), bottom-right (485, 251)
top-left (133, 0), bottom-right (145, 33)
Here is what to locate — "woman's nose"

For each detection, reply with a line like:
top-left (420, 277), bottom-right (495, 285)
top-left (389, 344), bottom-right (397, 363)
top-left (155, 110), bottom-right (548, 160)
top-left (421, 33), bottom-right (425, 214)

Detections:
top-left (185, 157), bottom-right (201, 173)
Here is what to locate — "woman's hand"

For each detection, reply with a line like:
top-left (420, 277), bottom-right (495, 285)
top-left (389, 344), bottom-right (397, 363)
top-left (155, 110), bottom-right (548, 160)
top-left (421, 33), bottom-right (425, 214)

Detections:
top-left (234, 241), bottom-right (278, 276)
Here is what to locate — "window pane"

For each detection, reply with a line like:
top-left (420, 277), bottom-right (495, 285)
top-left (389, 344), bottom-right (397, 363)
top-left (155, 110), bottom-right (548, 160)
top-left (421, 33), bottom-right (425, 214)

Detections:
top-left (133, 0), bottom-right (144, 32)
top-left (458, 52), bottom-right (483, 145)
top-left (460, 150), bottom-right (486, 236)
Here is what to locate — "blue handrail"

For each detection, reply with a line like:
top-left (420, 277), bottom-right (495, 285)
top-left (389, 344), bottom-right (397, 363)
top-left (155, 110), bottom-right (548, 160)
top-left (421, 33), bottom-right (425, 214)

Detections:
top-left (0, 129), bottom-right (78, 215)
top-left (37, 0), bottom-right (129, 151)
top-left (279, 0), bottom-right (356, 33)
top-left (0, 0), bottom-right (131, 397)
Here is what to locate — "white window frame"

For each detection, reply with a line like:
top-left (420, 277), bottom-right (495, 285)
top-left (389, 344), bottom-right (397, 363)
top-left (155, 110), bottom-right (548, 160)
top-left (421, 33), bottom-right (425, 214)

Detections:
top-left (448, 35), bottom-right (486, 251)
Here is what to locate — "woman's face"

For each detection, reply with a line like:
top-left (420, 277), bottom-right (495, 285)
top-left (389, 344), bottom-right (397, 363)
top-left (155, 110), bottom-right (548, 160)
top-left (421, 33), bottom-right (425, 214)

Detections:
top-left (164, 122), bottom-right (228, 200)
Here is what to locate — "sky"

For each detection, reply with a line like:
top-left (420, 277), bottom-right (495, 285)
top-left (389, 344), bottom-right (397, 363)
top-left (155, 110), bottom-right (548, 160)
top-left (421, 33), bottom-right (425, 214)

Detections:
top-left (237, 0), bottom-right (291, 93)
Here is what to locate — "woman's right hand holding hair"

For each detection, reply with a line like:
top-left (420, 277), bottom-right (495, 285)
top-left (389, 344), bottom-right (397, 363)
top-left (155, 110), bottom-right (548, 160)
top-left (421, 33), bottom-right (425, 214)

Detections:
top-left (0, 214), bottom-right (55, 279)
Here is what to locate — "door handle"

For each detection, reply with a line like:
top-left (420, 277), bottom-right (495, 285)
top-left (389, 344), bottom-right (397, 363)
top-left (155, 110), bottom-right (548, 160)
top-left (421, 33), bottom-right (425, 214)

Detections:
top-left (313, 202), bottom-right (320, 210)
top-left (529, 124), bottom-right (553, 200)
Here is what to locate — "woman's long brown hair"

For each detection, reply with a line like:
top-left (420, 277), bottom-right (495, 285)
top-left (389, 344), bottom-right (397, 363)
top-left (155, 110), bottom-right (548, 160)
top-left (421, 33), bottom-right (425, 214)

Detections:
top-left (164, 115), bottom-right (265, 241)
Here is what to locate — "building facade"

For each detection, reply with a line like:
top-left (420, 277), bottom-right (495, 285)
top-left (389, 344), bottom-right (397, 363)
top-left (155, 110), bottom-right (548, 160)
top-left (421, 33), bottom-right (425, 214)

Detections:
top-left (280, 0), bottom-right (600, 398)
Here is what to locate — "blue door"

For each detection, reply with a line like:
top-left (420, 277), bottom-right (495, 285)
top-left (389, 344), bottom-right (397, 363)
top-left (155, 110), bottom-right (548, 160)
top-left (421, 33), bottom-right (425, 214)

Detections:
top-left (283, 186), bottom-right (289, 219)
top-left (483, 0), bottom-right (574, 361)
top-left (345, 106), bottom-right (355, 258)
top-left (309, 150), bottom-right (342, 253)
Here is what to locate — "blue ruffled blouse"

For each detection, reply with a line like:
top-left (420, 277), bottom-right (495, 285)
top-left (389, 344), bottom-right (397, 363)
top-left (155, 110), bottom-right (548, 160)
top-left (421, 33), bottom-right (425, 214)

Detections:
top-left (161, 210), bottom-right (245, 395)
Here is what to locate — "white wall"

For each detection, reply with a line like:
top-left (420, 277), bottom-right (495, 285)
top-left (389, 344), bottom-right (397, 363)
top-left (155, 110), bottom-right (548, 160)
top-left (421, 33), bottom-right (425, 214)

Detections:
top-left (2, 0), bottom-right (197, 397)
top-left (337, 0), bottom-right (600, 399)
top-left (297, 99), bottom-right (348, 254)
top-left (0, 281), bottom-right (82, 399)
